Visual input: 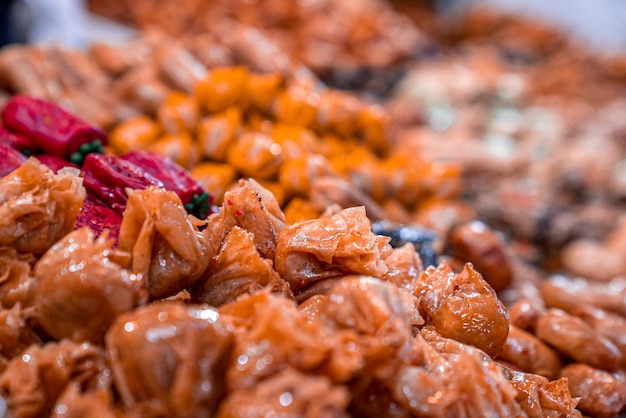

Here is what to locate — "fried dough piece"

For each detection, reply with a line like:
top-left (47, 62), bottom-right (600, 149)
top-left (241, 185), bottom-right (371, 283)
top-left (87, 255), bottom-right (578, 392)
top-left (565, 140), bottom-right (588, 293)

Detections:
top-left (0, 305), bottom-right (40, 367)
top-left (221, 179), bottom-right (286, 261)
top-left (0, 340), bottom-right (110, 418)
top-left (392, 328), bottom-right (523, 418)
top-left (106, 302), bottom-right (233, 418)
top-left (0, 158), bottom-right (85, 255)
top-left (216, 368), bottom-right (350, 418)
top-left (415, 262), bottom-right (509, 358)
top-left (0, 247), bottom-right (37, 309)
top-left (503, 368), bottom-right (582, 418)
top-left (191, 226), bottom-right (292, 307)
top-left (50, 382), bottom-right (121, 418)
top-left (381, 243), bottom-right (423, 293)
top-left (421, 327), bottom-right (581, 418)
top-left (34, 228), bottom-right (144, 344)
top-left (118, 186), bottom-right (210, 299)
top-left (275, 206), bottom-right (391, 294)
top-left (219, 291), bottom-right (331, 390)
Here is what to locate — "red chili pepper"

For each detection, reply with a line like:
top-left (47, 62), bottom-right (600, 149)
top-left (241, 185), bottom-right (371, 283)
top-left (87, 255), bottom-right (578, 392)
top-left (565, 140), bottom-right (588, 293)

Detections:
top-left (75, 199), bottom-right (123, 246)
top-left (0, 143), bottom-right (27, 177)
top-left (81, 153), bottom-right (163, 214)
top-left (35, 154), bottom-right (80, 174)
top-left (0, 125), bottom-right (36, 154)
top-left (121, 150), bottom-right (214, 218)
top-left (1, 95), bottom-right (107, 165)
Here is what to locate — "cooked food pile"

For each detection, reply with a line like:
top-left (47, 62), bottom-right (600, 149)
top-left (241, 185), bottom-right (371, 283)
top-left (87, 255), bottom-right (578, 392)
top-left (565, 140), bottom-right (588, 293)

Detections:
top-left (1, 1), bottom-right (626, 417)
top-left (0, 151), bottom-right (582, 417)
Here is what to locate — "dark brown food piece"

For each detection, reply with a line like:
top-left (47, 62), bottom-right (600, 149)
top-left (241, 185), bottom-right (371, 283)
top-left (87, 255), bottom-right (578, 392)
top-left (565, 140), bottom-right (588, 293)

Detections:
top-left (450, 220), bottom-right (513, 291)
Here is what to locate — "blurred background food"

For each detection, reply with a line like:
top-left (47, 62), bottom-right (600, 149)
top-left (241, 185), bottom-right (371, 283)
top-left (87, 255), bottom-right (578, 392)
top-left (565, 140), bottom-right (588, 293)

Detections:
top-left (2, 0), bottom-right (626, 417)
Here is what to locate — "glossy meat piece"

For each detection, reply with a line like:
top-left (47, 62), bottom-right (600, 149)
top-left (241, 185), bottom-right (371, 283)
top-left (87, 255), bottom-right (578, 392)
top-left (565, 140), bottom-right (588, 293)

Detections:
top-left (381, 243), bottom-right (423, 293)
top-left (498, 325), bottom-right (562, 380)
top-left (216, 368), bottom-right (350, 418)
top-left (81, 153), bottom-right (163, 215)
top-left (106, 302), bottom-right (233, 418)
top-left (0, 158), bottom-right (85, 255)
top-left (118, 186), bottom-right (210, 299)
top-left (190, 226), bottom-right (291, 307)
top-left (415, 262), bottom-right (509, 357)
top-left (221, 179), bottom-right (286, 261)
top-left (275, 206), bottom-right (391, 294)
top-left (562, 363), bottom-right (626, 418)
top-left (0, 340), bottom-right (110, 418)
top-left (535, 309), bottom-right (622, 371)
top-left (34, 228), bottom-right (144, 344)
top-left (0, 247), bottom-right (36, 309)
top-left (541, 275), bottom-right (626, 317)
top-left (450, 220), bottom-right (513, 292)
